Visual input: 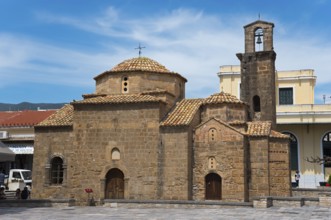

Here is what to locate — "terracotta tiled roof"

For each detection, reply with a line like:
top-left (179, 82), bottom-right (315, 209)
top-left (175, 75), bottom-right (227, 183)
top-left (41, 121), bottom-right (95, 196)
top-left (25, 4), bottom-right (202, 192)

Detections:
top-left (111, 57), bottom-right (171, 73)
top-left (72, 94), bottom-right (165, 105)
top-left (94, 57), bottom-right (187, 82)
top-left (270, 130), bottom-right (290, 139)
top-left (160, 99), bottom-right (203, 126)
top-left (0, 110), bottom-right (56, 127)
top-left (36, 104), bottom-right (73, 127)
top-left (204, 92), bottom-right (245, 105)
top-left (246, 121), bottom-right (272, 136)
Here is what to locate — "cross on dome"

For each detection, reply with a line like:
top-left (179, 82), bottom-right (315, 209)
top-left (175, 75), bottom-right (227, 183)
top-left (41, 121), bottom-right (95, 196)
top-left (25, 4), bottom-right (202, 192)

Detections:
top-left (135, 43), bottom-right (146, 57)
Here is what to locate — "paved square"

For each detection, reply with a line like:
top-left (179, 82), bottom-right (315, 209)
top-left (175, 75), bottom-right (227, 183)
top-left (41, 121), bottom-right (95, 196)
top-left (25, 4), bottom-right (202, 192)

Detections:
top-left (1, 206), bottom-right (331, 220)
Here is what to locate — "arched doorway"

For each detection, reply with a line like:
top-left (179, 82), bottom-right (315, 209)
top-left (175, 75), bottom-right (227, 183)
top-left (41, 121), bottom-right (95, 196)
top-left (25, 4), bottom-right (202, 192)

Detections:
top-left (205, 173), bottom-right (221, 200)
top-left (105, 168), bottom-right (124, 199)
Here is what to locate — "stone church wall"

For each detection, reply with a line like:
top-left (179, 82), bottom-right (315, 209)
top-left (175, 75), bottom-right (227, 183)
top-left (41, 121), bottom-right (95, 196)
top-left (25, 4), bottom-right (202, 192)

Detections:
top-left (269, 138), bottom-right (291, 196)
top-left (159, 111), bottom-right (200, 200)
top-left (201, 104), bottom-right (247, 124)
top-left (160, 127), bottom-right (191, 200)
top-left (32, 127), bottom-right (74, 199)
top-left (248, 138), bottom-right (270, 199)
top-left (95, 72), bottom-right (185, 101)
top-left (70, 103), bottom-right (162, 202)
top-left (193, 120), bottom-right (247, 201)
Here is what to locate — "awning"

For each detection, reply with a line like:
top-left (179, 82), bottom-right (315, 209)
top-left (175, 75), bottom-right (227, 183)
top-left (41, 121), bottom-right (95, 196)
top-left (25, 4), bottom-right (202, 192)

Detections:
top-left (7, 143), bottom-right (34, 154)
top-left (0, 141), bottom-right (15, 161)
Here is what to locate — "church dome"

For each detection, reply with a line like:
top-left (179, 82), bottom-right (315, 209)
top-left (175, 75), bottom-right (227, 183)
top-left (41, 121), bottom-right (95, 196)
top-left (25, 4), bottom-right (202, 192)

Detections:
top-left (204, 92), bottom-right (245, 104)
top-left (110, 57), bottom-right (171, 73)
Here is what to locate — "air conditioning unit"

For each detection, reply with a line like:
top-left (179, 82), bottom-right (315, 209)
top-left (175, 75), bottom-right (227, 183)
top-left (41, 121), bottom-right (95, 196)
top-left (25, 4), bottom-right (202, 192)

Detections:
top-left (0, 131), bottom-right (9, 139)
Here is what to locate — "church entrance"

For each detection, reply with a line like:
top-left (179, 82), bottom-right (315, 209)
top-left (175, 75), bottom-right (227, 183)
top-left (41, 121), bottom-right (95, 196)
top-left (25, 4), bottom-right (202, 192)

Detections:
top-left (105, 168), bottom-right (124, 199)
top-left (205, 173), bottom-right (221, 200)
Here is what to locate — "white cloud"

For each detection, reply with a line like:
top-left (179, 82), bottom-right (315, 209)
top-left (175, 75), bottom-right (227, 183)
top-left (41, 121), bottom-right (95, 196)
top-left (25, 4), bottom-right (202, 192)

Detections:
top-left (1, 6), bottom-right (330, 101)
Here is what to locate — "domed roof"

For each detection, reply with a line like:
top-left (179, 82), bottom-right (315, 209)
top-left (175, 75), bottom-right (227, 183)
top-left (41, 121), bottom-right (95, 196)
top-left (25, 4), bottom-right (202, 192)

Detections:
top-left (204, 92), bottom-right (245, 104)
top-left (110, 57), bottom-right (171, 73)
top-left (94, 56), bottom-right (187, 82)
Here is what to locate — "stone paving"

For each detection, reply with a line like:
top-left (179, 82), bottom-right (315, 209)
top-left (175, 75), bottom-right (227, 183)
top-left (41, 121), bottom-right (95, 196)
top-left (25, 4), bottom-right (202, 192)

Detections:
top-left (0, 206), bottom-right (331, 220)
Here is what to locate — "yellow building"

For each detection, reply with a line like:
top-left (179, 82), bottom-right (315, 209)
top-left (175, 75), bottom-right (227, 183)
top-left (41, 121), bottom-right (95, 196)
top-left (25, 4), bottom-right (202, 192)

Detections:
top-left (218, 66), bottom-right (331, 188)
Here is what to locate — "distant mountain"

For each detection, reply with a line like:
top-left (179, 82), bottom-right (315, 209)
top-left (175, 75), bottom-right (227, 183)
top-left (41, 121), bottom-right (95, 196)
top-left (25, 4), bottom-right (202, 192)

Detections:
top-left (0, 102), bottom-right (66, 111)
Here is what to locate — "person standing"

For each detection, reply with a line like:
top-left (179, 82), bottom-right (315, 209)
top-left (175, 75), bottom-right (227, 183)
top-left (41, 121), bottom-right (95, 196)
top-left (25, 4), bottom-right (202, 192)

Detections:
top-left (0, 187), bottom-right (6, 199)
top-left (21, 186), bottom-right (29, 200)
top-left (0, 170), bottom-right (5, 186)
top-left (295, 170), bottom-right (300, 187)
top-left (15, 188), bottom-right (21, 199)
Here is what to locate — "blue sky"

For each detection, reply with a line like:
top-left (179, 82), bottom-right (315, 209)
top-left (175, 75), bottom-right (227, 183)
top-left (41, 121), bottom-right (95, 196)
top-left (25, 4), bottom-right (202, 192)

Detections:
top-left (1, 0), bottom-right (330, 104)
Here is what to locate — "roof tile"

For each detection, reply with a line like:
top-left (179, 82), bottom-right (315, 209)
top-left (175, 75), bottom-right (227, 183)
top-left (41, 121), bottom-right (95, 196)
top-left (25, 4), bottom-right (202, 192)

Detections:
top-left (111, 57), bottom-right (171, 73)
top-left (270, 130), bottom-right (290, 139)
top-left (160, 99), bottom-right (203, 126)
top-left (72, 94), bottom-right (164, 105)
top-left (36, 104), bottom-right (73, 127)
top-left (0, 110), bottom-right (56, 127)
top-left (246, 121), bottom-right (271, 136)
top-left (94, 57), bottom-right (187, 82)
top-left (204, 92), bottom-right (245, 105)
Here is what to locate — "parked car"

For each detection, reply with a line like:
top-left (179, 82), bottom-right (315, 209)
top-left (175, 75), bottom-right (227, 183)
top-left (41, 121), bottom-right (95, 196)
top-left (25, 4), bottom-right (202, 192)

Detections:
top-left (3, 169), bottom-right (32, 191)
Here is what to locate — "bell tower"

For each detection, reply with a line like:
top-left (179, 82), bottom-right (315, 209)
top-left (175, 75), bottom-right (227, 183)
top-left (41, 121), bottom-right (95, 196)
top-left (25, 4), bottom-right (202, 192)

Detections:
top-left (236, 20), bottom-right (276, 128)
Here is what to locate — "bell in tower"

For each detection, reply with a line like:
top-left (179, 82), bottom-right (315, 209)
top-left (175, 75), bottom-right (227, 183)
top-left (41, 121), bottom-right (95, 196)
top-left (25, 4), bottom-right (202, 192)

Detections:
top-left (236, 20), bottom-right (277, 128)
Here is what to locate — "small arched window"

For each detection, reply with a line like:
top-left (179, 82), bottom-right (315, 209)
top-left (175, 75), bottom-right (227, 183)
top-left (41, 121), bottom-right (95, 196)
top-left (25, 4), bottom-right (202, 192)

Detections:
top-left (253, 95), bottom-right (261, 112)
top-left (50, 157), bottom-right (64, 185)
top-left (208, 128), bottom-right (217, 142)
top-left (111, 148), bottom-right (120, 160)
top-left (208, 157), bottom-right (216, 169)
top-left (122, 76), bottom-right (129, 93)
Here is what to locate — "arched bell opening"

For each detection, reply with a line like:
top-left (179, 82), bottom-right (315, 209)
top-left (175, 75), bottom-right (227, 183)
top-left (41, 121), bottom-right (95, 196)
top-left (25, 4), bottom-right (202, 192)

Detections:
top-left (254, 27), bottom-right (264, 52)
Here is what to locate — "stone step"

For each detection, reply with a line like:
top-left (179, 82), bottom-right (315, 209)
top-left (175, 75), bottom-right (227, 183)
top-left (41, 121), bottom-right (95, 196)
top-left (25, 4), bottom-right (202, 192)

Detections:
top-left (4, 191), bottom-right (16, 200)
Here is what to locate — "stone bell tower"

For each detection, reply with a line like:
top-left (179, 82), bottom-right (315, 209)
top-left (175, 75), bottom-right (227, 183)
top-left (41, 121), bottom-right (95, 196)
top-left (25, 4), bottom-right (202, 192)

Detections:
top-left (236, 20), bottom-right (276, 128)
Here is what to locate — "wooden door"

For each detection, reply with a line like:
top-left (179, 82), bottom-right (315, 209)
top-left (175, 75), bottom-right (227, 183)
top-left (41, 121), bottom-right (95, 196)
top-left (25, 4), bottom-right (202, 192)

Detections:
top-left (105, 169), bottom-right (124, 199)
top-left (205, 173), bottom-right (221, 200)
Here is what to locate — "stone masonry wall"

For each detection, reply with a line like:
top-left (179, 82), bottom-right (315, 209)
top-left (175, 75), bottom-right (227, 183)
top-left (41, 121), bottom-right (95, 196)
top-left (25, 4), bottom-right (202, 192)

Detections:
top-left (248, 138), bottom-right (270, 199)
top-left (95, 72), bottom-right (185, 101)
top-left (160, 127), bottom-right (191, 200)
top-left (201, 104), bottom-right (247, 124)
top-left (269, 138), bottom-right (291, 197)
top-left (32, 127), bottom-right (74, 199)
top-left (193, 119), bottom-right (247, 201)
top-left (69, 103), bottom-right (161, 202)
top-left (159, 109), bottom-right (201, 200)
top-left (238, 52), bottom-right (277, 128)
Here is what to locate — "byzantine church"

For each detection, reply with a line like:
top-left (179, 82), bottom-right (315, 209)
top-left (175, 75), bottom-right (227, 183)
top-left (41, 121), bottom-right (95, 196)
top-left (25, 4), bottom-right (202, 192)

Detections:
top-left (32, 20), bottom-right (291, 203)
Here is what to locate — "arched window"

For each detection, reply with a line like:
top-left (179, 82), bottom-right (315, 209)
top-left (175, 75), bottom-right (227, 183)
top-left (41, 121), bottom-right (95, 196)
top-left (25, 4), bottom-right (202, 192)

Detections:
top-left (255, 28), bottom-right (264, 52)
top-left (50, 157), bottom-right (64, 185)
top-left (208, 128), bottom-right (217, 142)
top-left (253, 95), bottom-right (261, 112)
top-left (323, 132), bottom-right (331, 168)
top-left (283, 132), bottom-right (298, 171)
top-left (122, 76), bottom-right (129, 93)
top-left (111, 148), bottom-right (120, 160)
top-left (208, 157), bottom-right (216, 169)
